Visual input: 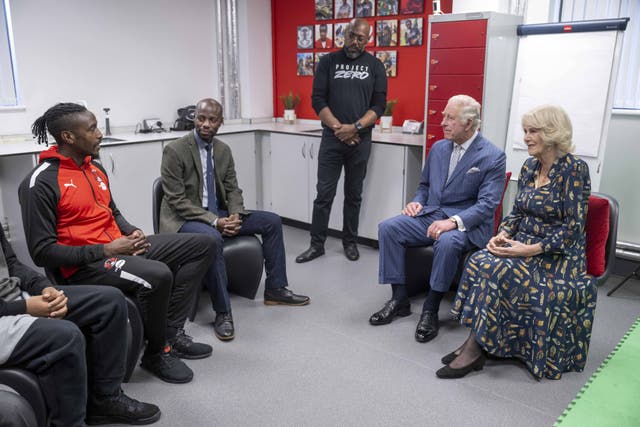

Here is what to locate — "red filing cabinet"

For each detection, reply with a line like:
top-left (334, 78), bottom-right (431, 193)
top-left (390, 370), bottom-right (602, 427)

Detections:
top-left (423, 12), bottom-right (522, 157)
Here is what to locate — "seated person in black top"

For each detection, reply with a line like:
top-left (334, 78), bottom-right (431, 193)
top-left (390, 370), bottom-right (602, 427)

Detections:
top-left (0, 226), bottom-right (160, 426)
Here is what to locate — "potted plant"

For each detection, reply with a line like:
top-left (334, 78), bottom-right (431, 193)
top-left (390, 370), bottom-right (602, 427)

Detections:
top-left (279, 91), bottom-right (301, 124)
top-left (380, 99), bottom-right (397, 132)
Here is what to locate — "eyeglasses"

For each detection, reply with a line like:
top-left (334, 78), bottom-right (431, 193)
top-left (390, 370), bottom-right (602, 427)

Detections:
top-left (347, 31), bottom-right (368, 44)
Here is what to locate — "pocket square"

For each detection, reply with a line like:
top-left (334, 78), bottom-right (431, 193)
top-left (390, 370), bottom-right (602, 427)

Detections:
top-left (466, 167), bottom-right (481, 174)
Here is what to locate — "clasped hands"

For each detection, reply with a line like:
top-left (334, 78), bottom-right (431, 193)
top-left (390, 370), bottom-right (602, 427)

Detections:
top-left (26, 286), bottom-right (68, 319)
top-left (333, 123), bottom-right (360, 146)
top-left (401, 202), bottom-right (456, 240)
top-left (104, 229), bottom-right (150, 257)
top-left (486, 231), bottom-right (542, 258)
top-left (215, 213), bottom-right (242, 237)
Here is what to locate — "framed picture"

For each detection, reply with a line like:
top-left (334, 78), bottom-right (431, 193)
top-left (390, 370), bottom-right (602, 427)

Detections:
top-left (297, 26), bottom-right (313, 49)
top-left (334, 22), bottom-right (349, 48)
top-left (376, 50), bottom-right (397, 77)
top-left (356, 0), bottom-right (375, 17)
top-left (367, 19), bottom-right (375, 47)
top-left (377, 0), bottom-right (398, 16)
top-left (315, 0), bottom-right (333, 20)
top-left (399, 18), bottom-right (423, 46)
top-left (315, 23), bottom-right (334, 49)
top-left (399, 0), bottom-right (424, 14)
top-left (376, 19), bottom-right (397, 47)
top-left (315, 52), bottom-right (329, 72)
top-left (335, 0), bottom-right (354, 19)
top-left (297, 53), bottom-right (314, 76)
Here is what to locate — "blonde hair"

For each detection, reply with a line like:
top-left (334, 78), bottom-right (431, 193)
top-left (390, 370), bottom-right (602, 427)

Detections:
top-left (521, 105), bottom-right (574, 154)
top-left (448, 94), bottom-right (481, 131)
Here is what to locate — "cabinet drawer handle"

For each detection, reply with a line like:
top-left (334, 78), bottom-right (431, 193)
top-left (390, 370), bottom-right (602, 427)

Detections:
top-left (310, 143), bottom-right (315, 159)
top-left (428, 109), bottom-right (437, 116)
top-left (109, 153), bottom-right (115, 174)
top-left (302, 142), bottom-right (306, 159)
top-left (432, 33), bottom-right (440, 40)
top-left (429, 85), bottom-right (438, 92)
top-left (430, 59), bottom-right (439, 65)
top-left (427, 134), bottom-right (436, 140)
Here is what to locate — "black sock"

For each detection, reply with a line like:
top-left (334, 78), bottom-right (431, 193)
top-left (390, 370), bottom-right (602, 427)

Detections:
top-left (422, 289), bottom-right (444, 313)
top-left (391, 284), bottom-right (408, 302)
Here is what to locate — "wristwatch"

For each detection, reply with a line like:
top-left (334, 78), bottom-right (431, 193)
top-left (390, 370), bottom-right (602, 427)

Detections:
top-left (354, 121), bottom-right (363, 131)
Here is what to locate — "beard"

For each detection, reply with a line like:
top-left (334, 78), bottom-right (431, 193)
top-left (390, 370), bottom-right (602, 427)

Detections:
top-left (344, 45), bottom-right (364, 59)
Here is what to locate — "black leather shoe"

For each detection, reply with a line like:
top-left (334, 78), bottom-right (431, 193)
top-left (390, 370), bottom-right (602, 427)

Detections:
top-left (344, 243), bottom-right (359, 261)
top-left (441, 349), bottom-right (461, 365)
top-left (264, 287), bottom-right (310, 306)
top-left (214, 312), bottom-right (235, 341)
top-left (86, 388), bottom-right (161, 425)
top-left (415, 311), bottom-right (439, 343)
top-left (369, 299), bottom-right (411, 325)
top-left (295, 246), bottom-right (325, 263)
top-left (436, 353), bottom-right (486, 379)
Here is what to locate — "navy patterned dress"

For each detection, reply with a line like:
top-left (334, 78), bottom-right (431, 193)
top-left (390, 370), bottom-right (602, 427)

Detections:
top-left (451, 153), bottom-right (597, 380)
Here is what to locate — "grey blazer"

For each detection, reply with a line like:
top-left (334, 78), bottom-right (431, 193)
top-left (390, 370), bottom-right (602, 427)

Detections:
top-left (160, 132), bottom-right (247, 233)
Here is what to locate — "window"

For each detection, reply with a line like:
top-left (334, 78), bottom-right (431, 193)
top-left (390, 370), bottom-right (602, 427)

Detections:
top-left (0, 0), bottom-right (19, 107)
top-left (560, 0), bottom-right (640, 110)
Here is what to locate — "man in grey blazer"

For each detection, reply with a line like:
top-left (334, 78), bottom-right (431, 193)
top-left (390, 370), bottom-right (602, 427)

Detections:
top-left (370, 95), bottom-right (506, 343)
top-left (161, 98), bottom-right (309, 341)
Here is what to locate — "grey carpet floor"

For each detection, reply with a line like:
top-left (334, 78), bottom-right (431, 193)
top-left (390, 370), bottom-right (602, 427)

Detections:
top-left (116, 225), bottom-right (640, 427)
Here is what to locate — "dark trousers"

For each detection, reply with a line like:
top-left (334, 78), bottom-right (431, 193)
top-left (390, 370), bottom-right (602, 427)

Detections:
top-left (68, 233), bottom-right (216, 353)
top-left (378, 211), bottom-right (474, 292)
top-left (310, 133), bottom-right (372, 248)
top-left (179, 210), bottom-right (288, 313)
top-left (5, 285), bottom-right (128, 427)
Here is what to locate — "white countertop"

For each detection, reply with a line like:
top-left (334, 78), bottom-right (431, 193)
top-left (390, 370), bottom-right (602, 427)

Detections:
top-left (0, 121), bottom-right (424, 157)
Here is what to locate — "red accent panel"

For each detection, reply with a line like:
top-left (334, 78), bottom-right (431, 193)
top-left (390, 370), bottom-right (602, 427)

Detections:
top-left (429, 47), bottom-right (485, 75)
top-left (271, 0), bottom-right (453, 122)
top-left (586, 195), bottom-right (611, 277)
top-left (426, 99), bottom-right (447, 125)
top-left (429, 20), bottom-right (487, 48)
top-left (427, 74), bottom-right (484, 102)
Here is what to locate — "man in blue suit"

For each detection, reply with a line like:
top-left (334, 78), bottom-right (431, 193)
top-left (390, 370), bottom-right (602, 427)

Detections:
top-left (370, 95), bottom-right (506, 343)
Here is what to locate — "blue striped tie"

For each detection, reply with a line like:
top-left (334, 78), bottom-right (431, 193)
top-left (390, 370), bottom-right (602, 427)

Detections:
top-left (205, 144), bottom-right (217, 214)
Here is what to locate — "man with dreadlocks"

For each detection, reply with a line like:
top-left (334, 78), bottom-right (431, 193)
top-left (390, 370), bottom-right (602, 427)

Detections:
top-left (19, 103), bottom-right (217, 386)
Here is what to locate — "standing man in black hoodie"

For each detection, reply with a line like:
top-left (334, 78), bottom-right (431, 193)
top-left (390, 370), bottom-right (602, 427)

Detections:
top-left (296, 18), bottom-right (387, 263)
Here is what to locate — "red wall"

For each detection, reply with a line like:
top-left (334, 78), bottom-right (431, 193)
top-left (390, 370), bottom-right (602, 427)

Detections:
top-left (271, 0), bottom-right (452, 122)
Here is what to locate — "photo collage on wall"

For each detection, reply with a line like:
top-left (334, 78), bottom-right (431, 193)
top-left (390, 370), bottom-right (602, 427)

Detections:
top-left (297, 0), bottom-right (426, 77)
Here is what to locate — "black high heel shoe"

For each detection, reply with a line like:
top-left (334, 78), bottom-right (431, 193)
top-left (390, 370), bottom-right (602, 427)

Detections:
top-left (436, 353), bottom-right (486, 379)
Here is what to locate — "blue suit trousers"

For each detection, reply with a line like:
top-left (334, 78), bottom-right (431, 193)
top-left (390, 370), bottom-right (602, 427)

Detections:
top-left (378, 210), bottom-right (474, 292)
top-left (179, 210), bottom-right (288, 313)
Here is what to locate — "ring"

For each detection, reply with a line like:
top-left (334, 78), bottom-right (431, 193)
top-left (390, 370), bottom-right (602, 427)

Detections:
top-left (436, 230), bottom-right (441, 235)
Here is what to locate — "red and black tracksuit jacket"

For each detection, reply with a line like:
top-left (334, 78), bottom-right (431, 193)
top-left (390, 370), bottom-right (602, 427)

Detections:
top-left (18, 146), bottom-right (138, 277)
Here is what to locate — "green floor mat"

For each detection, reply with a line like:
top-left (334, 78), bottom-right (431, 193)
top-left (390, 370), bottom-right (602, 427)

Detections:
top-left (555, 317), bottom-right (640, 427)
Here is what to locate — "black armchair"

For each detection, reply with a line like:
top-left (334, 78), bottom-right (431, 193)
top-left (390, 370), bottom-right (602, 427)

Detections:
top-left (0, 369), bottom-right (47, 427)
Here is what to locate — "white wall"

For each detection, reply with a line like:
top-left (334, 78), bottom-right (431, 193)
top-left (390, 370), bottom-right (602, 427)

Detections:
top-left (238, 0), bottom-right (274, 119)
top-left (0, 0), bottom-right (218, 135)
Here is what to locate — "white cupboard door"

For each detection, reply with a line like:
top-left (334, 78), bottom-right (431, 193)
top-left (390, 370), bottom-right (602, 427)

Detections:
top-left (358, 144), bottom-right (406, 240)
top-left (98, 142), bottom-right (163, 235)
top-left (216, 133), bottom-right (258, 210)
top-left (269, 133), bottom-right (310, 222)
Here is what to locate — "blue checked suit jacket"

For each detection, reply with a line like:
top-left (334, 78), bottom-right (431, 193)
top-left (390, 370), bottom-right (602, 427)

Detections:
top-left (413, 133), bottom-right (506, 249)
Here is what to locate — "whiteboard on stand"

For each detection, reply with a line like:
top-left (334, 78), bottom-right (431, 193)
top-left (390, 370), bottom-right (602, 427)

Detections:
top-left (505, 20), bottom-right (627, 191)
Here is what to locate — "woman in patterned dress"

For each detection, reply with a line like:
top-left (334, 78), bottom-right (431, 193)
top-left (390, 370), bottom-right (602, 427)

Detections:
top-left (436, 105), bottom-right (596, 380)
